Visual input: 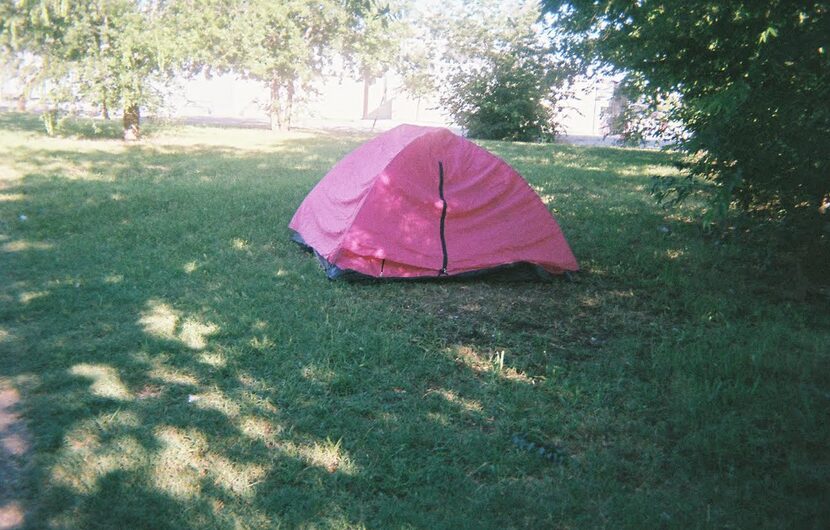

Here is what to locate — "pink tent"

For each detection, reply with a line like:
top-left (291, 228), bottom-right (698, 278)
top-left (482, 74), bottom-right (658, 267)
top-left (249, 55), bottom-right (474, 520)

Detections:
top-left (289, 124), bottom-right (578, 279)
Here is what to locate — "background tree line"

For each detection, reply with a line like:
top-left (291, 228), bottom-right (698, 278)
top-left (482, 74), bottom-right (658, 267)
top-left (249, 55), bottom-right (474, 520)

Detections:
top-left (0, 0), bottom-right (402, 138)
top-left (0, 0), bottom-right (562, 141)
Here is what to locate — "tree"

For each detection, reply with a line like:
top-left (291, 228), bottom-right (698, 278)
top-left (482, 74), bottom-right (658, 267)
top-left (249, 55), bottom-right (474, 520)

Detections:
top-left (391, 3), bottom-right (438, 122)
top-left (0, 0), bottom-right (177, 140)
top-left (544, 1), bottom-right (830, 236)
top-left (0, 0), bottom-right (68, 121)
top-left (176, 0), bottom-right (387, 132)
top-left (436, 1), bottom-right (572, 141)
top-left (238, 1), bottom-right (349, 131)
top-left (341, 1), bottom-right (400, 119)
top-left (396, 43), bottom-right (434, 121)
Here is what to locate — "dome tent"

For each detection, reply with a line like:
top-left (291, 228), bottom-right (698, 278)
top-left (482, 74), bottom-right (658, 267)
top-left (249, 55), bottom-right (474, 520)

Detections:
top-left (289, 124), bottom-right (578, 279)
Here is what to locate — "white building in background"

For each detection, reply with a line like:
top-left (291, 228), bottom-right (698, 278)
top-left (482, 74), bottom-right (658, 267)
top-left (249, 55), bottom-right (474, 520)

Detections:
top-left (166, 71), bottom-right (447, 129)
top-left (558, 77), bottom-right (620, 137)
top-left (166, 71), bottom-right (619, 139)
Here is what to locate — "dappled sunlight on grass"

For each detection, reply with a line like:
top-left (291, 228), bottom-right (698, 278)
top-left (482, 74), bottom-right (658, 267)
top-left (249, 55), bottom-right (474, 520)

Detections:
top-left (0, 161), bottom-right (25, 181)
top-left (617, 163), bottom-right (681, 178)
top-left (139, 300), bottom-right (218, 350)
top-left (52, 434), bottom-right (145, 494)
top-left (152, 426), bottom-right (267, 500)
top-left (451, 345), bottom-right (536, 385)
top-left (427, 388), bottom-right (484, 414)
top-left (209, 453), bottom-right (268, 497)
top-left (3, 147), bottom-right (126, 183)
top-left (103, 273), bottom-right (124, 284)
top-left (146, 124), bottom-right (320, 150)
top-left (69, 364), bottom-right (132, 400)
top-left (152, 426), bottom-right (203, 500)
top-left (299, 437), bottom-right (356, 475)
top-left (231, 238), bottom-right (250, 251)
top-left (248, 335), bottom-right (276, 352)
top-left (139, 301), bottom-right (179, 339)
top-left (179, 319), bottom-right (219, 350)
top-left (18, 290), bottom-right (49, 304)
top-left (0, 502), bottom-right (25, 529)
top-left (197, 351), bottom-right (226, 368)
top-left (189, 389), bottom-right (241, 418)
top-left (1, 239), bottom-right (54, 252)
top-left (147, 360), bottom-right (200, 388)
top-left (239, 415), bottom-right (283, 446)
top-left (300, 363), bottom-right (337, 385)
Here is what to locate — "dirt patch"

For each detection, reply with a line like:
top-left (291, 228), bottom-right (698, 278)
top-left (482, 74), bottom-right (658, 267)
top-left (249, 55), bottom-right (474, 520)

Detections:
top-left (0, 384), bottom-right (30, 530)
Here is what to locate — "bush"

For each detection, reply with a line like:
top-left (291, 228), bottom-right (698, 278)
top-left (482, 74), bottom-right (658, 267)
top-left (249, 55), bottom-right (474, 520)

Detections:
top-left (442, 40), bottom-right (564, 142)
top-left (545, 1), bottom-right (830, 241)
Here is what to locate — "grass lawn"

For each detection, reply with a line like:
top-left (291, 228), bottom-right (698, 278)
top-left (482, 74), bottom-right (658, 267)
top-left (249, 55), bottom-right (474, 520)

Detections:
top-left (0, 112), bottom-right (828, 529)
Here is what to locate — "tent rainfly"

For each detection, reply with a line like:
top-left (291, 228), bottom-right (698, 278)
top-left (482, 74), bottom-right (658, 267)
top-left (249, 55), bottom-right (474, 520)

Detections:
top-left (289, 124), bottom-right (578, 279)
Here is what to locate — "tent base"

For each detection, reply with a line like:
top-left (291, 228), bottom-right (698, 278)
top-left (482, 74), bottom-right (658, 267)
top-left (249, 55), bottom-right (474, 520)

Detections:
top-left (290, 232), bottom-right (561, 282)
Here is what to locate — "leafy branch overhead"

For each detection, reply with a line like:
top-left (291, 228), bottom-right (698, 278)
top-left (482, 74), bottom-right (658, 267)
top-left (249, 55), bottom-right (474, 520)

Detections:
top-left (543, 0), bottom-right (830, 237)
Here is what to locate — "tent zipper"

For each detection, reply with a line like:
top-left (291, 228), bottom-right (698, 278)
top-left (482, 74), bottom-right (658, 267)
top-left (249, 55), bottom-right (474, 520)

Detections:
top-left (438, 161), bottom-right (448, 276)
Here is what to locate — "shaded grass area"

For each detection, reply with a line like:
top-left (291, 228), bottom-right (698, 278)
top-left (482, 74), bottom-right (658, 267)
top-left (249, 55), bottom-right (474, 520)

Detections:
top-left (0, 112), bottom-right (828, 528)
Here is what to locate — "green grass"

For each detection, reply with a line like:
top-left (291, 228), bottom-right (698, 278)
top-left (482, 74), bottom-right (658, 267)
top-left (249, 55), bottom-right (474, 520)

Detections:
top-left (1, 112), bottom-right (828, 529)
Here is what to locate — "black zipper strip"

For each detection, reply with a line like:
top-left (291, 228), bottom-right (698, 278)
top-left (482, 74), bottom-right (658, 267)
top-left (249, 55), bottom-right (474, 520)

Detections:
top-left (438, 161), bottom-right (448, 276)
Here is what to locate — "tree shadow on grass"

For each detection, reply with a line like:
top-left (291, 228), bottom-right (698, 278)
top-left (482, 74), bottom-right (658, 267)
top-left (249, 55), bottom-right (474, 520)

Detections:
top-left (1, 132), bottom-right (827, 528)
top-left (0, 136), bottom-right (655, 527)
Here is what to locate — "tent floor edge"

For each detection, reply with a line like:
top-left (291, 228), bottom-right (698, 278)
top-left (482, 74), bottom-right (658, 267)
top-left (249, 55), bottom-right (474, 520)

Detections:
top-left (289, 232), bottom-right (575, 282)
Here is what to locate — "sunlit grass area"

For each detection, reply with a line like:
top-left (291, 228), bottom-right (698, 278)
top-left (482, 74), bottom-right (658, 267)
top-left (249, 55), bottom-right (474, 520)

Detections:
top-left (1, 112), bottom-right (828, 528)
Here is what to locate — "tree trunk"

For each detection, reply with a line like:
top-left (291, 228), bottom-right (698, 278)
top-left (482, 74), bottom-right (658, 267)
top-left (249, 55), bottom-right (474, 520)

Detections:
top-left (285, 81), bottom-right (294, 131)
top-left (362, 74), bottom-right (370, 119)
top-left (16, 94), bottom-right (26, 112)
top-left (415, 97), bottom-right (421, 122)
top-left (269, 78), bottom-right (294, 132)
top-left (101, 88), bottom-right (110, 120)
top-left (42, 108), bottom-right (57, 136)
top-left (123, 104), bottom-right (140, 141)
top-left (269, 79), bottom-right (281, 132)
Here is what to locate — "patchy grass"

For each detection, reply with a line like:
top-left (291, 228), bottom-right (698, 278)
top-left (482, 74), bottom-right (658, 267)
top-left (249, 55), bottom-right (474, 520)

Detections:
top-left (0, 112), bottom-right (828, 529)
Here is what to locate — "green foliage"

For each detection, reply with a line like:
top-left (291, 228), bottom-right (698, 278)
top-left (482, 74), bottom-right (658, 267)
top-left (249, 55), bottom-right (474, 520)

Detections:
top-left (544, 0), bottom-right (830, 237)
top-left (342, 1), bottom-right (400, 82)
top-left (396, 41), bottom-right (434, 101)
top-left (381, 4), bottom-right (439, 121)
top-left (1, 113), bottom-right (828, 528)
top-left (443, 39), bottom-right (562, 142)
top-left (436, 1), bottom-right (571, 141)
top-left (0, 0), bottom-right (177, 138)
top-left (2, 1), bottom-right (397, 135)
top-left (173, 0), bottom-right (396, 131)
top-left (40, 107), bottom-right (57, 136)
